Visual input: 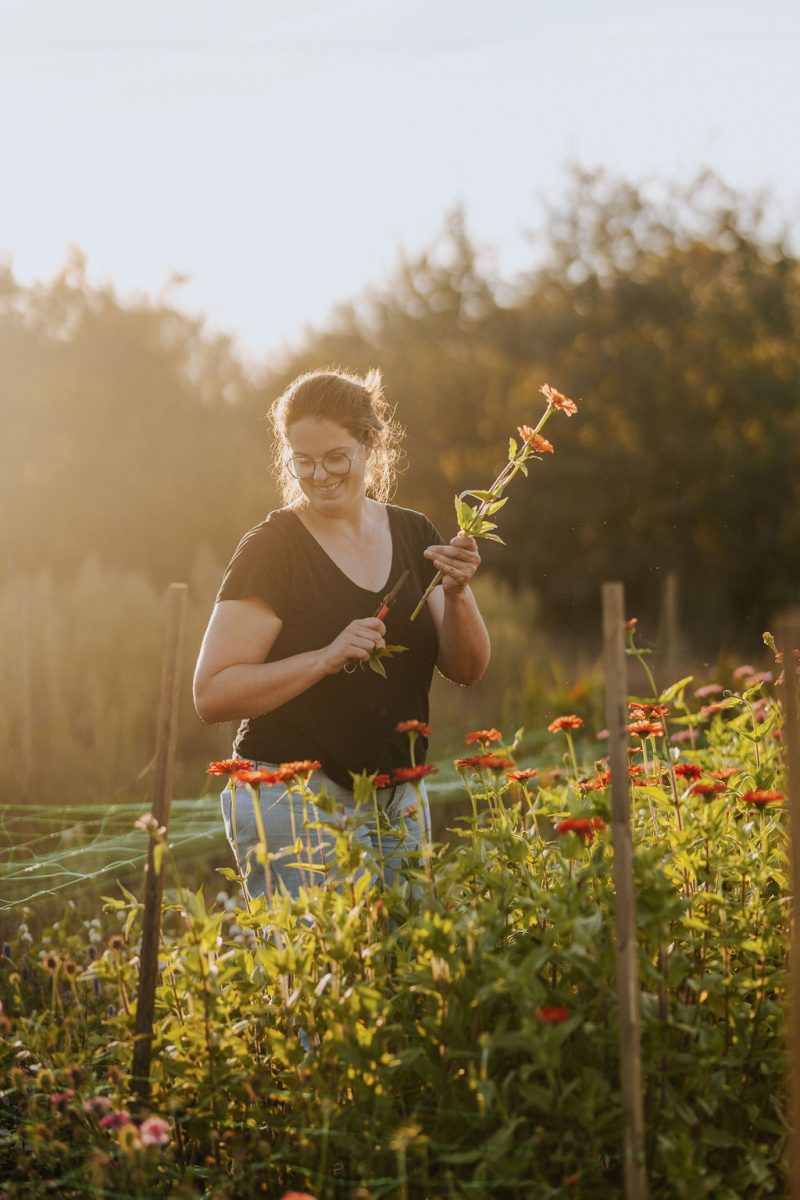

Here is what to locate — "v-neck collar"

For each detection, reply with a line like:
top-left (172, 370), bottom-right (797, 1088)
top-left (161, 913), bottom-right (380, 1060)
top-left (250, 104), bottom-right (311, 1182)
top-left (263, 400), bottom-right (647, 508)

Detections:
top-left (286, 504), bottom-right (397, 596)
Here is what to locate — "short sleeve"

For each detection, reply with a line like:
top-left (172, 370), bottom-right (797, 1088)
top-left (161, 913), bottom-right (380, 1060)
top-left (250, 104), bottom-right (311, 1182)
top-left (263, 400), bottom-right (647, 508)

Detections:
top-left (215, 523), bottom-right (289, 617)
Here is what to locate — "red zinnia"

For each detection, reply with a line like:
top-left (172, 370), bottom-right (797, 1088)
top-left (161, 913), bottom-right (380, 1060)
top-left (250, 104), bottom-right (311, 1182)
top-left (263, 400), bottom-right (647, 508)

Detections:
top-left (371, 773), bottom-right (392, 789)
top-left (464, 728), bottom-right (503, 745)
top-left (539, 384), bottom-right (578, 416)
top-left (391, 764), bottom-right (438, 784)
top-left (555, 816), bottom-right (605, 840)
top-left (518, 426), bottom-right (554, 453)
top-left (455, 755), bottom-right (482, 771)
top-left (50, 1090), bottom-right (75, 1106)
top-left (207, 758), bottom-right (253, 775)
top-left (548, 715), bottom-right (584, 734)
top-left (691, 782), bottom-right (726, 798)
top-left (505, 767), bottom-right (539, 781)
top-left (395, 720), bottom-right (431, 736)
top-left (674, 763), bottom-right (703, 781)
top-left (743, 789), bottom-right (783, 808)
top-left (537, 1005), bottom-right (570, 1024)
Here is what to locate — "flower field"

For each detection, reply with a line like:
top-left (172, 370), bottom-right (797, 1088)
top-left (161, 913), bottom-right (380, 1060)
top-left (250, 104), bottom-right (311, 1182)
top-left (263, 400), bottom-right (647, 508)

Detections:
top-left (0, 639), bottom-right (795, 1199)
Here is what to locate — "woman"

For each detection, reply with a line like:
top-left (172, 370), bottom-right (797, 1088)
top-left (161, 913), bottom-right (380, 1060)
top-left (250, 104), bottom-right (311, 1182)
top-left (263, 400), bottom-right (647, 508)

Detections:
top-left (193, 367), bottom-right (490, 902)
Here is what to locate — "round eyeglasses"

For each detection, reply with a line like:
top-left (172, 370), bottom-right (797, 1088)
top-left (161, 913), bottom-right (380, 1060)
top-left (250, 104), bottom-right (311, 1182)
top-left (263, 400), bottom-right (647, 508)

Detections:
top-left (285, 445), bottom-right (360, 481)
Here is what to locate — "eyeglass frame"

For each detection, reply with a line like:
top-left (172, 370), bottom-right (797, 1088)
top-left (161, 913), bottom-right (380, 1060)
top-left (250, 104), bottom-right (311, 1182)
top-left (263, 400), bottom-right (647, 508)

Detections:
top-left (284, 442), bottom-right (364, 481)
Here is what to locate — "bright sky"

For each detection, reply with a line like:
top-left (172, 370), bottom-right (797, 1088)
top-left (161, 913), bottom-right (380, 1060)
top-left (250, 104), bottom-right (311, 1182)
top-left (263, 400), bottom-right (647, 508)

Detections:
top-left (1, 0), bottom-right (798, 366)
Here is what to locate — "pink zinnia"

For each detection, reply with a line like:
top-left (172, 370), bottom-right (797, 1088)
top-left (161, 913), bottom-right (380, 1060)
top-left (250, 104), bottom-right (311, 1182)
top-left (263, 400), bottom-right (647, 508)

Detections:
top-left (139, 1116), bottom-right (171, 1147)
top-left (695, 683), bottom-right (723, 698)
top-left (100, 1110), bottom-right (131, 1131)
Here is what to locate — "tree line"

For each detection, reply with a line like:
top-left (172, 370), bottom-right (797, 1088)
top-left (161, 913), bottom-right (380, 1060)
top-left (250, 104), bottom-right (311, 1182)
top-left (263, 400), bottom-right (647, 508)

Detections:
top-left (2, 167), bottom-right (798, 649)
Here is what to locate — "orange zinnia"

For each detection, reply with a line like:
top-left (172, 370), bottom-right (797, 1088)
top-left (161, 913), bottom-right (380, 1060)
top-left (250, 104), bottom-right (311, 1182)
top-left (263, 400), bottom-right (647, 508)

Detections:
top-left (539, 384), bottom-right (578, 416)
top-left (548, 715), bottom-right (584, 733)
top-left (505, 767), bottom-right (539, 781)
top-left (395, 719), bottom-right (431, 736)
top-left (207, 758), bottom-right (253, 775)
top-left (232, 767), bottom-right (283, 787)
top-left (517, 426), bottom-right (554, 453)
top-left (555, 816), bottom-right (605, 840)
top-left (464, 728), bottom-right (503, 745)
top-left (743, 789), bottom-right (783, 807)
top-left (277, 760), bottom-right (322, 782)
top-left (390, 764), bottom-right (438, 784)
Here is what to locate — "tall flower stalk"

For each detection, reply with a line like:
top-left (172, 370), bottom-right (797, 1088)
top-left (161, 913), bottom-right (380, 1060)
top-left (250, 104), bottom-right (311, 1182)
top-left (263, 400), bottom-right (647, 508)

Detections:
top-left (409, 384), bottom-right (578, 621)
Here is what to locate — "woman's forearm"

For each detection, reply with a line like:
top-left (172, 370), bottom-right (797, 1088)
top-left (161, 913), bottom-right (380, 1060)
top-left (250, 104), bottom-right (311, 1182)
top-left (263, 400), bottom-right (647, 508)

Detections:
top-left (195, 649), bottom-right (330, 724)
top-left (435, 588), bottom-right (490, 686)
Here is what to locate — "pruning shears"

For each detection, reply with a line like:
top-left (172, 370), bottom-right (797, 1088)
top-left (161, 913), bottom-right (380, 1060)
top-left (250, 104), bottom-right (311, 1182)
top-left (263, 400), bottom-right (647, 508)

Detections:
top-left (343, 569), bottom-right (410, 673)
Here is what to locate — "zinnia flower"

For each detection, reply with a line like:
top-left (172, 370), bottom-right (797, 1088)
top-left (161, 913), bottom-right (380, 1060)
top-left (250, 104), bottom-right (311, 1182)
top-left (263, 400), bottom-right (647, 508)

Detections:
top-left (231, 767), bottom-right (283, 787)
top-left (505, 768), bottom-right (539, 781)
top-left (555, 817), bottom-right (605, 840)
top-left (464, 728), bottom-right (503, 745)
top-left (674, 763), bottom-right (703, 781)
top-left (548, 715), bottom-right (584, 733)
top-left (50, 1089), bottom-right (75, 1106)
top-left (700, 704), bottom-right (725, 718)
top-left (695, 683), bottom-right (723, 698)
top-left (371, 773), bottom-right (392, 789)
top-left (84, 1095), bottom-right (114, 1117)
top-left (733, 664), bottom-right (756, 680)
top-left (206, 758), bottom-right (253, 775)
top-left (517, 426), bottom-right (554, 453)
top-left (539, 384), bottom-right (578, 416)
top-left (139, 1116), bottom-right (171, 1147)
top-left (107, 934), bottom-right (125, 953)
top-left (390, 764), bottom-right (438, 784)
top-left (100, 1110), bottom-right (132, 1131)
top-left (743, 789), bottom-right (783, 808)
top-left (710, 767), bottom-right (738, 781)
top-left (473, 754), bottom-right (515, 771)
top-left (395, 719), bottom-right (431, 735)
top-left (277, 760), bottom-right (322, 781)
top-left (537, 1006), bottom-right (570, 1024)
top-left (579, 769), bottom-right (611, 792)
top-left (117, 1122), bottom-right (142, 1154)
top-left (691, 782), bottom-right (726, 798)
top-left (626, 720), bottom-right (664, 738)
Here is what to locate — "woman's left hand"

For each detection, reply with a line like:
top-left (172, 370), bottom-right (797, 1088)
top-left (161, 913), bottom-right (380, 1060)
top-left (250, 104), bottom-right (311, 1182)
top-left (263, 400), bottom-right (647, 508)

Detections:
top-left (423, 533), bottom-right (481, 597)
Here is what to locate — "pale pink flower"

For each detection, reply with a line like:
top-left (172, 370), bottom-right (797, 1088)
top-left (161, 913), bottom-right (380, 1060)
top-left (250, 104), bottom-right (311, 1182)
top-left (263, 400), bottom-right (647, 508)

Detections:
top-left (139, 1115), bottom-right (171, 1147)
top-left (694, 683), bottom-right (723, 698)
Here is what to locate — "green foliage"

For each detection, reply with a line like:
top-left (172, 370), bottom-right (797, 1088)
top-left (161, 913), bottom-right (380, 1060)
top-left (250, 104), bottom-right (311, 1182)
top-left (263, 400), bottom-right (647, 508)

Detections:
top-left (0, 681), bottom-right (790, 1198)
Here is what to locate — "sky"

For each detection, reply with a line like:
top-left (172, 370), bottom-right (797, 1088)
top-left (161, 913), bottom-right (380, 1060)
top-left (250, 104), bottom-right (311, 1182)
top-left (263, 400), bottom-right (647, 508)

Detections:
top-left (1, 0), bottom-right (799, 367)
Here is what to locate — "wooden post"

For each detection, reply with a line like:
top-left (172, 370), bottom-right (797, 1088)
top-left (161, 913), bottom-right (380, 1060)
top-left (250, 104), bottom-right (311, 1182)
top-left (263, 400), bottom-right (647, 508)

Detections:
top-left (131, 582), bottom-right (188, 1100)
top-left (19, 574), bottom-right (33, 775)
top-left (779, 611), bottom-right (800, 1200)
top-left (602, 582), bottom-right (647, 1199)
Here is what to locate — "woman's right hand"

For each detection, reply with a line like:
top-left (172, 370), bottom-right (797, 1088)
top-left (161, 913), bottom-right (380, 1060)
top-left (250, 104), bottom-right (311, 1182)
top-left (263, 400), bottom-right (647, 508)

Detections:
top-left (322, 618), bottom-right (386, 674)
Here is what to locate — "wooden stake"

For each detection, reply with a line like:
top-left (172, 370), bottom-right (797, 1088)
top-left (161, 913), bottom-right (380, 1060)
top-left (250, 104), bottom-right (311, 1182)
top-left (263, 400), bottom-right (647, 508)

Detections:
top-left (19, 574), bottom-right (33, 775)
top-left (602, 581), bottom-right (647, 1199)
top-left (779, 611), bottom-right (800, 1200)
top-left (132, 582), bottom-right (188, 1100)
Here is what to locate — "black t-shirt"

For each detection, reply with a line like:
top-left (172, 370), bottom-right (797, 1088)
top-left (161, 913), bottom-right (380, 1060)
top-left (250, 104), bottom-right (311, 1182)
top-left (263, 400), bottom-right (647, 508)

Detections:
top-left (214, 503), bottom-right (443, 789)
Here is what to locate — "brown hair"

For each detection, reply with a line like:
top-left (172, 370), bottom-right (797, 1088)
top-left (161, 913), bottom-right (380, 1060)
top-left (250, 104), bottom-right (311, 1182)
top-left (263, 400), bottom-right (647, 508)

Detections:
top-left (269, 367), bottom-right (405, 505)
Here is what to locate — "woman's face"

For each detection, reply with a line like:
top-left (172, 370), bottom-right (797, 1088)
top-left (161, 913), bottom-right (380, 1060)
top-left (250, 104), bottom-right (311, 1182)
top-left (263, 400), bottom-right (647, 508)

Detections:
top-left (286, 417), bottom-right (370, 514)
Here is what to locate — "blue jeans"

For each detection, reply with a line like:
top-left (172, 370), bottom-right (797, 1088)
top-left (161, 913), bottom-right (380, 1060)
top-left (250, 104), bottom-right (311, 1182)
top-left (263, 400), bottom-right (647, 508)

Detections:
top-left (220, 761), bottom-right (431, 904)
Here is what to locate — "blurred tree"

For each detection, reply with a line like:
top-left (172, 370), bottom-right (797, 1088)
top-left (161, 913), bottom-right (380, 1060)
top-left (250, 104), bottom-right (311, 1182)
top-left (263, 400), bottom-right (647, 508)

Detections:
top-left (1, 169), bottom-right (798, 649)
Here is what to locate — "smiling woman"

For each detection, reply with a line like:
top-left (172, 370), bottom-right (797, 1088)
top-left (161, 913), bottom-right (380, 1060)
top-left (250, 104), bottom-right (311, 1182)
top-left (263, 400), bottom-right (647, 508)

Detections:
top-left (192, 366), bottom-right (490, 901)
